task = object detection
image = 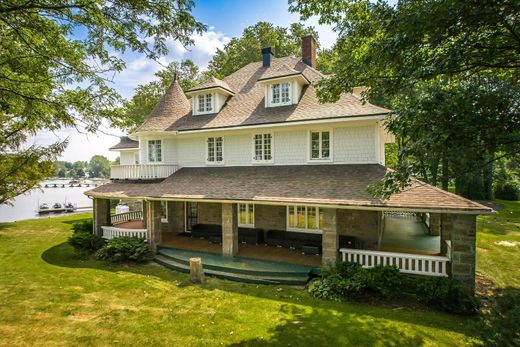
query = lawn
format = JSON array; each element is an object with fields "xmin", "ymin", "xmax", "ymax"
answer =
[{"xmin": 0, "ymin": 202, "xmax": 519, "ymax": 346}]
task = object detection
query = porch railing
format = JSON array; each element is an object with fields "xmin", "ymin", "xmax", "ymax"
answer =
[
  {"xmin": 111, "ymin": 210, "xmax": 143, "ymax": 225},
  {"xmin": 339, "ymin": 248, "xmax": 449, "ymax": 277},
  {"xmin": 110, "ymin": 164, "xmax": 178, "ymax": 180},
  {"xmin": 101, "ymin": 226, "xmax": 147, "ymax": 240}
]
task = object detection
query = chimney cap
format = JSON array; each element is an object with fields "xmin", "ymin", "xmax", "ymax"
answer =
[{"xmin": 261, "ymin": 47, "xmax": 275, "ymax": 67}]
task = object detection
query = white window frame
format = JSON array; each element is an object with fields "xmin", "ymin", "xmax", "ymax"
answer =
[
  {"xmin": 206, "ymin": 136, "xmax": 224, "ymax": 165},
  {"xmin": 160, "ymin": 201, "xmax": 168, "ymax": 223},
  {"xmin": 268, "ymin": 82, "xmax": 291, "ymax": 107},
  {"xmin": 195, "ymin": 93, "xmax": 214, "ymax": 115},
  {"xmin": 237, "ymin": 203, "xmax": 254, "ymax": 228},
  {"xmin": 148, "ymin": 139, "xmax": 162, "ymax": 163},
  {"xmin": 286, "ymin": 205, "xmax": 323, "ymax": 233},
  {"xmin": 252, "ymin": 133, "xmax": 274, "ymax": 163},
  {"xmin": 308, "ymin": 130, "xmax": 333, "ymax": 162}
]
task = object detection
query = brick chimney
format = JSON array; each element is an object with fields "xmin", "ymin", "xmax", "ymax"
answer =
[
  {"xmin": 302, "ymin": 35, "xmax": 316, "ymax": 68},
  {"xmin": 262, "ymin": 47, "xmax": 274, "ymax": 67}
]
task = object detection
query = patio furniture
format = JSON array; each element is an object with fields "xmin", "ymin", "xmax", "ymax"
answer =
[
  {"xmin": 302, "ymin": 244, "xmax": 321, "ymax": 255},
  {"xmin": 238, "ymin": 227, "xmax": 264, "ymax": 244},
  {"xmin": 190, "ymin": 224, "xmax": 222, "ymax": 240},
  {"xmin": 265, "ymin": 230, "xmax": 322, "ymax": 250}
]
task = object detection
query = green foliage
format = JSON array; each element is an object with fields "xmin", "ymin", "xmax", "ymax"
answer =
[
  {"xmin": 68, "ymin": 220, "xmax": 104, "ymax": 256},
  {"xmin": 310, "ymin": 262, "xmax": 479, "ymax": 314},
  {"xmin": 88, "ymin": 155, "xmax": 110, "ymax": 178},
  {"xmin": 494, "ymin": 181, "xmax": 520, "ymax": 201},
  {"xmin": 0, "ymin": 0, "xmax": 205, "ymax": 205},
  {"xmin": 207, "ymin": 22, "xmax": 319, "ymax": 79},
  {"xmin": 96, "ymin": 237, "xmax": 152, "ymax": 263}
]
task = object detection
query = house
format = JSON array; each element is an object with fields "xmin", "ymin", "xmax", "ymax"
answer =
[{"xmin": 85, "ymin": 36, "xmax": 492, "ymax": 290}]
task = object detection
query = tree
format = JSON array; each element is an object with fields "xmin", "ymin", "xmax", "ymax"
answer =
[
  {"xmin": 88, "ymin": 155, "xmax": 110, "ymax": 178},
  {"xmin": 0, "ymin": 0, "xmax": 205, "ymax": 204},
  {"xmin": 207, "ymin": 22, "xmax": 320, "ymax": 79},
  {"xmin": 116, "ymin": 60, "xmax": 202, "ymax": 130},
  {"xmin": 290, "ymin": 0, "xmax": 520, "ymax": 198}
]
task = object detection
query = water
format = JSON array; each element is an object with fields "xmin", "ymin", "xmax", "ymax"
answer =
[{"xmin": 0, "ymin": 179, "xmax": 105, "ymax": 223}]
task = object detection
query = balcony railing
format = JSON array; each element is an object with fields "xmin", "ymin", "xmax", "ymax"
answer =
[
  {"xmin": 111, "ymin": 210, "xmax": 143, "ymax": 225},
  {"xmin": 339, "ymin": 248, "xmax": 450, "ymax": 277},
  {"xmin": 101, "ymin": 226, "xmax": 147, "ymax": 240},
  {"xmin": 110, "ymin": 164, "xmax": 178, "ymax": 180}
]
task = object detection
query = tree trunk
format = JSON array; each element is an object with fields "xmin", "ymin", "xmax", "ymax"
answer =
[{"xmin": 189, "ymin": 257, "xmax": 205, "ymax": 283}]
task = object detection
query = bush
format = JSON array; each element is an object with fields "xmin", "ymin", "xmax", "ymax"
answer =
[
  {"xmin": 96, "ymin": 236, "xmax": 151, "ymax": 263},
  {"xmin": 414, "ymin": 277, "xmax": 481, "ymax": 315},
  {"xmin": 494, "ymin": 181, "xmax": 520, "ymax": 201},
  {"xmin": 68, "ymin": 220, "xmax": 104, "ymax": 256},
  {"xmin": 365, "ymin": 266, "xmax": 407, "ymax": 300}
]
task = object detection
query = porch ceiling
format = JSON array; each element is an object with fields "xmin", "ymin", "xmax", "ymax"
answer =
[{"xmin": 85, "ymin": 164, "xmax": 492, "ymax": 214}]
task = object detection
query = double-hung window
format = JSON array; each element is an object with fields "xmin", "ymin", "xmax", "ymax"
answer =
[
  {"xmin": 253, "ymin": 133, "xmax": 273, "ymax": 162},
  {"xmin": 197, "ymin": 93, "xmax": 213, "ymax": 113},
  {"xmin": 238, "ymin": 203, "xmax": 254, "ymax": 227},
  {"xmin": 287, "ymin": 206, "xmax": 323, "ymax": 232},
  {"xmin": 148, "ymin": 140, "xmax": 162, "ymax": 162},
  {"xmin": 207, "ymin": 137, "xmax": 223, "ymax": 163},
  {"xmin": 271, "ymin": 82, "xmax": 290, "ymax": 105},
  {"xmin": 310, "ymin": 131, "xmax": 331, "ymax": 160}
]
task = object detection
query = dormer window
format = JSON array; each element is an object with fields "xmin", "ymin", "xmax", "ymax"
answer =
[
  {"xmin": 197, "ymin": 93, "xmax": 213, "ymax": 114},
  {"xmin": 271, "ymin": 82, "xmax": 291, "ymax": 105}
]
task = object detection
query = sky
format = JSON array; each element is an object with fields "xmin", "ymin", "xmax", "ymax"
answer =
[{"xmin": 32, "ymin": 0, "xmax": 338, "ymax": 163}]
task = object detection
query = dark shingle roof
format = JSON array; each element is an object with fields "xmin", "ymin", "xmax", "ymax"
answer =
[
  {"xmin": 135, "ymin": 57, "xmax": 390, "ymax": 133},
  {"xmin": 85, "ymin": 165, "xmax": 492, "ymax": 214},
  {"xmin": 109, "ymin": 136, "xmax": 139, "ymax": 150}
]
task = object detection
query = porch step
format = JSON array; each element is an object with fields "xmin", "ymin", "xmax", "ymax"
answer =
[
  {"xmin": 157, "ymin": 247, "xmax": 313, "ymax": 277},
  {"xmin": 154, "ymin": 247, "xmax": 314, "ymax": 285},
  {"xmin": 154, "ymin": 255, "xmax": 309, "ymax": 285}
]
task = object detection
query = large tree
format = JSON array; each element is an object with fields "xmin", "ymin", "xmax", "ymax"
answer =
[
  {"xmin": 290, "ymin": 0, "xmax": 520, "ymax": 198},
  {"xmin": 207, "ymin": 22, "xmax": 320, "ymax": 79},
  {"xmin": 0, "ymin": 0, "xmax": 205, "ymax": 204},
  {"xmin": 88, "ymin": 155, "xmax": 110, "ymax": 178}
]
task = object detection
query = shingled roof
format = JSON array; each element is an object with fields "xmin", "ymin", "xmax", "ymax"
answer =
[
  {"xmin": 109, "ymin": 136, "xmax": 139, "ymax": 150},
  {"xmin": 257, "ymin": 63, "xmax": 309, "ymax": 83},
  {"xmin": 186, "ymin": 77, "xmax": 235, "ymax": 95},
  {"xmin": 85, "ymin": 164, "xmax": 492, "ymax": 214},
  {"xmin": 135, "ymin": 56, "xmax": 390, "ymax": 133}
]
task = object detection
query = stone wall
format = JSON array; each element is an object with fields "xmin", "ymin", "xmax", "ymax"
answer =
[
  {"xmin": 322, "ymin": 208, "xmax": 338, "ymax": 265},
  {"xmin": 337, "ymin": 209, "xmax": 380, "ymax": 249},
  {"xmin": 197, "ymin": 202, "xmax": 222, "ymax": 225},
  {"xmin": 166, "ymin": 201, "xmax": 185, "ymax": 233},
  {"xmin": 254, "ymin": 205, "xmax": 286, "ymax": 230},
  {"xmin": 222, "ymin": 203, "xmax": 238, "ymax": 256}
]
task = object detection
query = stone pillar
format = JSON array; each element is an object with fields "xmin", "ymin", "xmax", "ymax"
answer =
[
  {"xmin": 142, "ymin": 200, "xmax": 148, "ymax": 228},
  {"xmin": 167, "ymin": 201, "xmax": 185, "ymax": 233},
  {"xmin": 221, "ymin": 203, "xmax": 238, "ymax": 257},
  {"xmin": 322, "ymin": 208, "xmax": 338, "ymax": 266},
  {"xmin": 93, "ymin": 198, "xmax": 110, "ymax": 236},
  {"xmin": 146, "ymin": 200, "xmax": 162, "ymax": 253},
  {"xmin": 429, "ymin": 213, "xmax": 441, "ymax": 236},
  {"xmin": 442, "ymin": 214, "xmax": 477, "ymax": 293}
]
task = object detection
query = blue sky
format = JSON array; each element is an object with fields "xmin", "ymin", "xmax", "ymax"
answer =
[{"xmin": 34, "ymin": 0, "xmax": 337, "ymax": 162}]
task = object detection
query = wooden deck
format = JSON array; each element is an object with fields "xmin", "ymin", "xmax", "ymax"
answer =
[{"xmin": 161, "ymin": 233, "xmax": 322, "ymax": 267}]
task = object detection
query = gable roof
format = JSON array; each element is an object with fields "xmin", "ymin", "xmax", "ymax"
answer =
[
  {"xmin": 135, "ymin": 56, "xmax": 390, "ymax": 133},
  {"xmin": 109, "ymin": 136, "xmax": 139, "ymax": 150},
  {"xmin": 186, "ymin": 77, "xmax": 235, "ymax": 95},
  {"xmin": 86, "ymin": 164, "xmax": 492, "ymax": 214},
  {"xmin": 257, "ymin": 63, "xmax": 309, "ymax": 83}
]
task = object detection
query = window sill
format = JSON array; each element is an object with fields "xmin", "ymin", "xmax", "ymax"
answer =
[
  {"xmin": 307, "ymin": 158, "xmax": 332, "ymax": 163},
  {"xmin": 205, "ymin": 161, "xmax": 225, "ymax": 166},
  {"xmin": 252, "ymin": 160, "xmax": 274, "ymax": 165},
  {"xmin": 286, "ymin": 227, "xmax": 323, "ymax": 234},
  {"xmin": 238, "ymin": 224, "xmax": 255, "ymax": 228}
]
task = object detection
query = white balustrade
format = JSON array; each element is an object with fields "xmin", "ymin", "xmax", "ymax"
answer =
[
  {"xmin": 111, "ymin": 210, "xmax": 143, "ymax": 225},
  {"xmin": 101, "ymin": 226, "xmax": 147, "ymax": 240},
  {"xmin": 110, "ymin": 164, "xmax": 178, "ymax": 180},
  {"xmin": 339, "ymin": 248, "xmax": 450, "ymax": 277}
]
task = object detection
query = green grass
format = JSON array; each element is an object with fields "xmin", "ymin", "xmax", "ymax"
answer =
[{"xmin": 0, "ymin": 202, "xmax": 519, "ymax": 346}]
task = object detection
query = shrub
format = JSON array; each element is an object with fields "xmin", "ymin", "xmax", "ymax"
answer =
[
  {"xmin": 68, "ymin": 220, "xmax": 104, "ymax": 256},
  {"xmin": 494, "ymin": 181, "xmax": 520, "ymax": 201},
  {"xmin": 414, "ymin": 277, "xmax": 481, "ymax": 315},
  {"xmin": 96, "ymin": 236, "xmax": 151, "ymax": 263},
  {"xmin": 365, "ymin": 266, "xmax": 407, "ymax": 300}
]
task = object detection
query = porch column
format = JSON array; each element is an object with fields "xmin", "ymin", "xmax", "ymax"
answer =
[
  {"xmin": 442, "ymin": 213, "xmax": 477, "ymax": 293},
  {"xmin": 221, "ymin": 203, "xmax": 238, "ymax": 256},
  {"xmin": 429, "ymin": 213, "xmax": 441, "ymax": 236},
  {"xmin": 93, "ymin": 198, "xmax": 110, "ymax": 236},
  {"xmin": 167, "ymin": 201, "xmax": 185, "ymax": 233},
  {"xmin": 146, "ymin": 200, "xmax": 162, "ymax": 253},
  {"xmin": 142, "ymin": 200, "xmax": 148, "ymax": 228},
  {"xmin": 322, "ymin": 208, "xmax": 338, "ymax": 266}
]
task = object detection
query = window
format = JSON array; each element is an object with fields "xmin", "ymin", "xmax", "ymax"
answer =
[
  {"xmin": 148, "ymin": 140, "xmax": 162, "ymax": 162},
  {"xmin": 238, "ymin": 203, "xmax": 254, "ymax": 227},
  {"xmin": 207, "ymin": 137, "xmax": 223, "ymax": 163},
  {"xmin": 287, "ymin": 206, "xmax": 323, "ymax": 232},
  {"xmin": 197, "ymin": 93, "xmax": 213, "ymax": 113},
  {"xmin": 160, "ymin": 201, "xmax": 168, "ymax": 223},
  {"xmin": 310, "ymin": 131, "xmax": 331, "ymax": 160},
  {"xmin": 253, "ymin": 133, "xmax": 272, "ymax": 162},
  {"xmin": 271, "ymin": 82, "xmax": 290, "ymax": 105}
]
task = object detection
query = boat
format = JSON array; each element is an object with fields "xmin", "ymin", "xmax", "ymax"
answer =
[
  {"xmin": 53, "ymin": 202, "xmax": 62, "ymax": 209},
  {"xmin": 39, "ymin": 203, "xmax": 49, "ymax": 210},
  {"xmin": 64, "ymin": 202, "xmax": 76, "ymax": 212}
]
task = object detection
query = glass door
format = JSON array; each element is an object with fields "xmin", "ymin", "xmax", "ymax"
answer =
[{"xmin": 186, "ymin": 202, "xmax": 198, "ymax": 232}]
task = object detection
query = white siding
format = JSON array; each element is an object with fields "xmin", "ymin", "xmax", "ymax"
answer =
[
  {"xmin": 334, "ymin": 126, "xmax": 376, "ymax": 164},
  {"xmin": 274, "ymin": 129, "xmax": 307, "ymax": 164},
  {"xmin": 176, "ymin": 136, "xmax": 206, "ymax": 166},
  {"xmin": 119, "ymin": 151, "xmax": 137, "ymax": 165},
  {"xmin": 224, "ymin": 134, "xmax": 250, "ymax": 166}
]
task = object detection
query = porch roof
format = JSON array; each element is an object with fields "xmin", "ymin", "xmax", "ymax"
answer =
[{"xmin": 85, "ymin": 164, "xmax": 492, "ymax": 214}]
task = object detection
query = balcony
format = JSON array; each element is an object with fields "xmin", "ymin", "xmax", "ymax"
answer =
[{"xmin": 110, "ymin": 164, "xmax": 178, "ymax": 180}]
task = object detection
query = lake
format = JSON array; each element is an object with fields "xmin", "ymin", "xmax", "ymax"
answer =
[{"xmin": 0, "ymin": 179, "xmax": 106, "ymax": 223}]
